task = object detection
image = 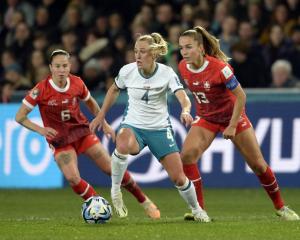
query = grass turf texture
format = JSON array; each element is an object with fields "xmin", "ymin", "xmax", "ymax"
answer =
[{"xmin": 0, "ymin": 188, "xmax": 299, "ymax": 240}]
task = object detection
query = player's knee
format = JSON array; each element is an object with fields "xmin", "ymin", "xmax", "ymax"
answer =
[
  {"xmin": 181, "ymin": 148, "xmax": 200, "ymax": 164},
  {"xmin": 170, "ymin": 173, "xmax": 186, "ymax": 186},
  {"xmin": 249, "ymin": 159, "xmax": 268, "ymax": 174}
]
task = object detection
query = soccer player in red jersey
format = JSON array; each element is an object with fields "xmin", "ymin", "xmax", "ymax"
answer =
[
  {"xmin": 178, "ymin": 26, "xmax": 299, "ymax": 221},
  {"xmin": 15, "ymin": 49, "xmax": 160, "ymax": 219}
]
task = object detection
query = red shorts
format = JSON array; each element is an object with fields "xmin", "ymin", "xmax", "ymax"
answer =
[
  {"xmin": 192, "ymin": 113, "xmax": 252, "ymax": 134},
  {"xmin": 51, "ymin": 134, "xmax": 100, "ymax": 157}
]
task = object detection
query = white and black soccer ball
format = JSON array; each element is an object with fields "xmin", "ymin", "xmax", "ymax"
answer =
[{"xmin": 81, "ymin": 196, "xmax": 112, "ymax": 224}]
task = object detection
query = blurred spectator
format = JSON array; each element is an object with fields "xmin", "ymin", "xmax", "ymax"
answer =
[
  {"xmin": 219, "ymin": 15, "xmax": 238, "ymax": 57},
  {"xmin": 152, "ymin": 3, "xmax": 176, "ymax": 37},
  {"xmin": 3, "ymin": 63, "xmax": 31, "ymax": 91},
  {"xmin": 26, "ymin": 50, "xmax": 49, "ymax": 85},
  {"xmin": 270, "ymin": 59, "xmax": 300, "ymax": 88},
  {"xmin": 165, "ymin": 24, "xmax": 183, "ymax": 72},
  {"xmin": 4, "ymin": 9, "xmax": 25, "ymax": 47},
  {"xmin": 41, "ymin": 0, "xmax": 67, "ymax": 25},
  {"xmin": 286, "ymin": 0, "xmax": 300, "ymax": 19},
  {"xmin": 59, "ymin": 0, "xmax": 95, "ymax": 27},
  {"xmin": 69, "ymin": 54, "xmax": 82, "ymax": 75},
  {"xmin": 59, "ymin": 4, "xmax": 85, "ymax": 42},
  {"xmin": 262, "ymin": 25, "xmax": 292, "ymax": 70},
  {"xmin": 108, "ymin": 12, "xmax": 129, "ymax": 40},
  {"xmin": 288, "ymin": 25, "xmax": 300, "ymax": 79},
  {"xmin": 210, "ymin": 1, "xmax": 228, "ymax": 36},
  {"xmin": 0, "ymin": 50, "xmax": 17, "ymax": 79},
  {"xmin": 94, "ymin": 14, "xmax": 109, "ymax": 38},
  {"xmin": 180, "ymin": 3, "xmax": 194, "ymax": 29},
  {"xmin": 230, "ymin": 42, "xmax": 268, "ymax": 88},
  {"xmin": 33, "ymin": 6, "xmax": 56, "ymax": 42},
  {"xmin": 79, "ymin": 30, "xmax": 108, "ymax": 62},
  {"xmin": 4, "ymin": 0, "xmax": 35, "ymax": 28},
  {"xmin": 0, "ymin": 82, "xmax": 14, "ymax": 102},
  {"xmin": 132, "ymin": 4, "xmax": 154, "ymax": 32},
  {"xmin": 82, "ymin": 58, "xmax": 102, "ymax": 90},
  {"xmin": 9, "ymin": 21, "xmax": 33, "ymax": 70},
  {"xmin": 247, "ymin": 1, "xmax": 266, "ymax": 38}
]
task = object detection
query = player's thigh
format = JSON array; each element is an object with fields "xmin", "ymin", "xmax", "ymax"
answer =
[
  {"xmin": 55, "ymin": 149, "xmax": 80, "ymax": 183},
  {"xmin": 181, "ymin": 126, "xmax": 216, "ymax": 163},
  {"xmin": 160, "ymin": 152, "xmax": 186, "ymax": 185},
  {"xmin": 117, "ymin": 127, "xmax": 140, "ymax": 154},
  {"xmin": 232, "ymin": 127, "xmax": 267, "ymax": 172},
  {"xmin": 84, "ymin": 142, "xmax": 111, "ymax": 175}
]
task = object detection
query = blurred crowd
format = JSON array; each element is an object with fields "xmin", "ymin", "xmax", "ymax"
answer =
[{"xmin": 1, "ymin": 0, "xmax": 300, "ymax": 102}]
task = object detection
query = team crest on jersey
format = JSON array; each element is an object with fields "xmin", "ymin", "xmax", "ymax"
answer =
[
  {"xmin": 204, "ymin": 81, "xmax": 210, "ymax": 91},
  {"xmin": 30, "ymin": 88, "xmax": 40, "ymax": 99}
]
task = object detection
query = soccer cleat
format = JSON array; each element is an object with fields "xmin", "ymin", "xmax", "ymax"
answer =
[
  {"xmin": 276, "ymin": 206, "xmax": 300, "ymax": 221},
  {"xmin": 111, "ymin": 191, "xmax": 128, "ymax": 218},
  {"xmin": 191, "ymin": 209, "xmax": 211, "ymax": 222},
  {"xmin": 184, "ymin": 212, "xmax": 195, "ymax": 221},
  {"xmin": 140, "ymin": 197, "xmax": 160, "ymax": 219}
]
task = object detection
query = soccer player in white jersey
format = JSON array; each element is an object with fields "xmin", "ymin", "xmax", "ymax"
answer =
[{"xmin": 90, "ymin": 33, "xmax": 211, "ymax": 222}]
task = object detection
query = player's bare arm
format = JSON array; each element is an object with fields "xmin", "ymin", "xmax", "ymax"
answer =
[
  {"xmin": 89, "ymin": 83, "xmax": 120, "ymax": 133},
  {"xmin": 175, "ymin": 89, "xmax": 193, "ymax": 127},
  {"xmin": 15, "ymin": 104, "xmax": 57, "ymax": 140},
  {"xmin": 223, "ymin": 85, "xmax": 246, "ymax": 139}
]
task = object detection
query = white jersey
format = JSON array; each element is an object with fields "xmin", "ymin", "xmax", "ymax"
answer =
[{"xmin": 115, "ymin": 62, "xmax": 183, "ymax": 130}]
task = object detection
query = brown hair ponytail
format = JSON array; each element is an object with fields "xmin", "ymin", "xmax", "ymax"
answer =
[{"xmin": 181, "ymin": 26, "xmax": 230, "ymax": 63}]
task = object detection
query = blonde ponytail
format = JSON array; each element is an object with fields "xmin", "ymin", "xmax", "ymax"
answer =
[{"xmin": 137, "ymin": 32, "xmax": 168, "ymax": 58}]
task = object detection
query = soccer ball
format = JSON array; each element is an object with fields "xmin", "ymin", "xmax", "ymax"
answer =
[{"xmin": 81, "ymin": 196, "xmax": 112, "ymax": 224}]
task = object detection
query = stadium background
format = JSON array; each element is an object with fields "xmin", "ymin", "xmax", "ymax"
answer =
[{"xmin": 0, "ymin": 0, "xmax": 300, "ymax": 189}]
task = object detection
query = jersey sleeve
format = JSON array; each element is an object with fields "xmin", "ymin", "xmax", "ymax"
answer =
[
  {"xmin": 78, "ymin": 78, "xmax": 91, "ymax": 101},
  {"xmin": 168, "ymin": 68, "xmax": 184, "ymax": 93},
  {"xmin": 219, "ymin": 64, "xmax": 239, "ymax": 90},
  {"xmin": 114, "ymin": 67, "xmax": 126, "ymax": 89},
  {"xmin": 22, "ymin": 83, "xmax": 42, "ymax": 109}
]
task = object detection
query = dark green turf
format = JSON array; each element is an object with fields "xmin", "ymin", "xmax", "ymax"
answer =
[{"xmin": 0, "ymin": 188, "xmax": 299, "ymax": 240}]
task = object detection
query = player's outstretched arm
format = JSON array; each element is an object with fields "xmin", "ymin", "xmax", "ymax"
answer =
[
  {"xmin": 175, "ymin": 89, "xmax": 193, "ymax": 127},
  {"xmin": 89, "ymin": 83, "xmax": 120, "ymax": 133}
]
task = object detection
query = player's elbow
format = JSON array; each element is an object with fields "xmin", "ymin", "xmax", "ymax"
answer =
[{"xmin": 15, "ymin": 111, "xmax": 24, "ymax": 124}]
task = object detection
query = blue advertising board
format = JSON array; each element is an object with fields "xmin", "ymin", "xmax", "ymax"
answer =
[
  {"xmin": 0, "ymin": 104, "xmax": 62, "ymax": 188},
  {"xmin": 1, "ymin": 98, "xmax": 299, "ymax": 188},
  {"xmin": 78, "ymin": 100, "xmax": 300, "ymax": 188}
]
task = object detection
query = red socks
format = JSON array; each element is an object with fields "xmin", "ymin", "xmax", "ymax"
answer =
[
  {"xmin": 71, "ymin": 179, "xmax": 97, "ymax": 200},
  {"xmin": 183, "ymin": 163, "xmax": 204, "ymax": 209},
  {"xmin": 257, "ymin": 166, "xmax": 284, "ymax": 210},
  {"xmin": 121, "ymin": 170, "xmax": 146, "ymax": 203}
]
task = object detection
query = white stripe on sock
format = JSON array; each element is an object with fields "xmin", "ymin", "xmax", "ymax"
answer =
[{"xmin": 80, "ymin": 184, "xmax": 90, "ymax": 197}]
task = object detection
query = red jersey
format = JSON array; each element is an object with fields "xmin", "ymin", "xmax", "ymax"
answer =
[
  {"xmin": 179, "ymin": 55, "xmax": 244, "ymax": 124},
  {"xmin": 23, "ymin": 74, "xmax": 92, "ymax": 148}
]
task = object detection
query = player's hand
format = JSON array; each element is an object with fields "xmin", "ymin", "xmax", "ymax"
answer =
[
  {"xmin": 40, "ymin": 127, "xmax": 57, "ymax": 140},
  {"xmin": 90, "ymin": 114, "xmax": 105, "ymax": 133},
  {"xmin": 180, "ymin": 112, "xmax": 193, "ymax": 127},
  {"xmin": 103, "ymin": 121, "xmax": 116, "ymax": 143},
  {"xmin": 223, "ymin": 125, "xmax": 236, "ymax": 140}
]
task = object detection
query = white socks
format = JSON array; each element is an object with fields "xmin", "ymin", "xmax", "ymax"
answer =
[
  {"xmin": 176, "ymin": 177, "xmax": 203, "ymax": 212},
  {"xmin": 111, "ymin": 149, "xmax": 128, "ymax": 195}
]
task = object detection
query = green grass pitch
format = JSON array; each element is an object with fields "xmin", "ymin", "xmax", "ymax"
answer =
[{"xmin": 0, "ymin": 188, "xmax": 299, "ymax": 240}]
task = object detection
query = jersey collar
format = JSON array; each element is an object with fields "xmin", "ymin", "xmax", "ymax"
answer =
[
  {"xmin": 49, "ymin": 77, "xmax": 70, "ymax": 92},
  {"xmin": 187, "ymin": 60, "xmax": 209, "ymax": 73}
]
